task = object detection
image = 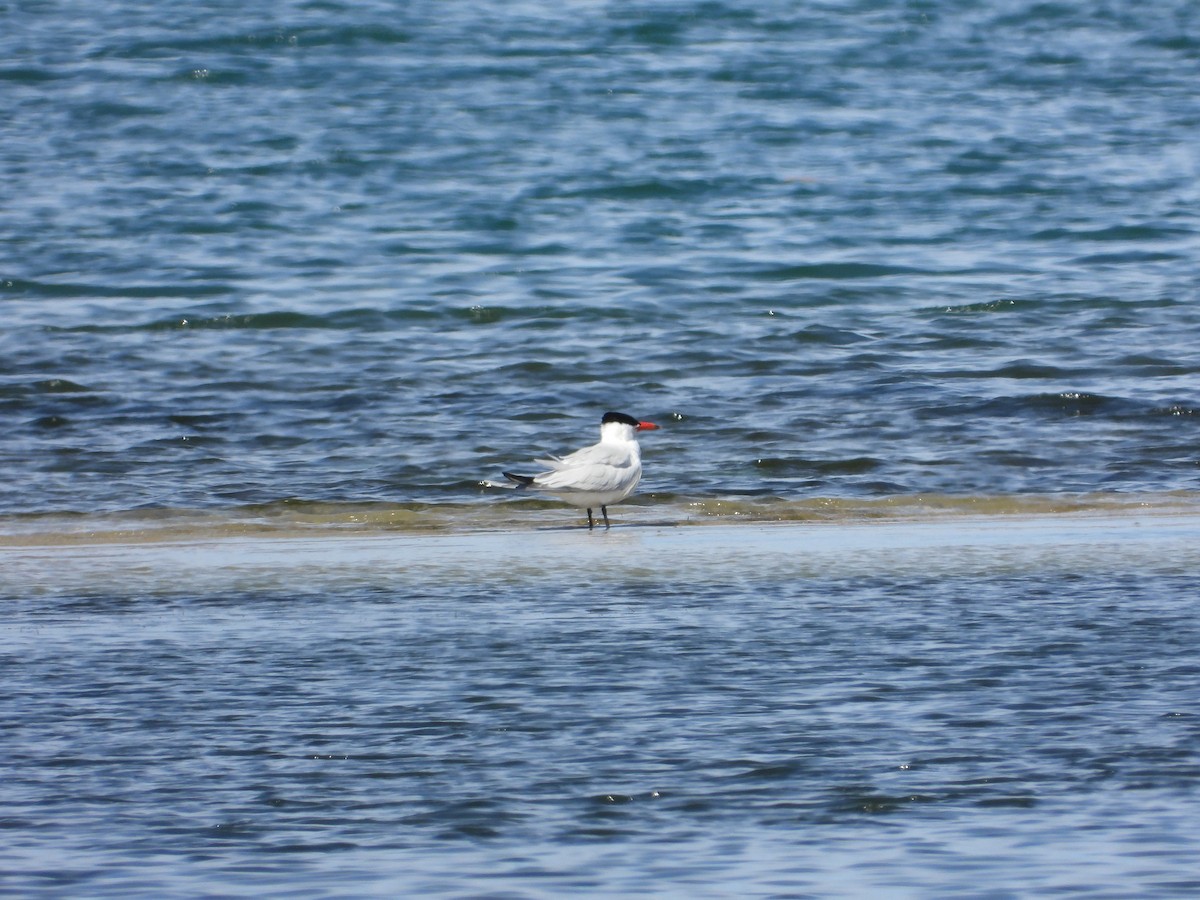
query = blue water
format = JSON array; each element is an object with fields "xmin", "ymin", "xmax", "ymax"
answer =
[
  {"xmin": 2, "ymin": 0, "xmax": 1199, "ymax": 526},
  {"xmin": 4, "ymin": 519, "xmax": 1200, "ymax": 897},
  {"xmin": 3, "ymin": 0, "xmax": 1200, "ymax": 895}
]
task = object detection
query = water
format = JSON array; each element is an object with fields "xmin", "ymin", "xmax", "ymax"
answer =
[
  {"xmin": 2, "ymin": 0, "xmax": 1199, "ymax": 528},
  {"xmin": 3, "ymin": 0, "xmax": 1200, "ymax": 894},
  {"xmin": 4, "ymin": 518, "xmax": 1200, "ymax": 896}
]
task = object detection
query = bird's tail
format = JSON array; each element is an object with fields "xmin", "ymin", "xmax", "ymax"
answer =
[{"xmin": 502, "ymin": 471, "xmax": 535, "ymax": 489}]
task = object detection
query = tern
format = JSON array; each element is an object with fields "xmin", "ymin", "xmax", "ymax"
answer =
[{"xmin": 493, "ymin": 410, "xmax": 660, "ymax": 529}]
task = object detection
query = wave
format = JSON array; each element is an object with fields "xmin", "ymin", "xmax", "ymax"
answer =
[
  {"xmin": 38, "ymin": 303, "xmax": 678, "ymax": 335},
  {"xmin": 44, "ymin": 307, "xmax": 444, "ymax": 334},
  {"xmin": 751, "ymin": 262, "xmax": 932, "ymax": 281},
  {"xmin": 4, "ymin": 278, "xmax": 233, "ymax": 300},
  {"xmin": 920, "ymin": 392, "xmax": 1198, "ymax": 421},
  {"xmin": 1032, "ymin": 224, "xmax": 1194, "ymax": 242}
]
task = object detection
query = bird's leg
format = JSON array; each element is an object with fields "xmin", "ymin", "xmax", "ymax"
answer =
[
  {"xmin": 601, "ymin": 505, "xmax": 610, "ymax": 529},
  {"xmin": 586, "ymin": 508, "xmax": 594, "ymax": 529}
]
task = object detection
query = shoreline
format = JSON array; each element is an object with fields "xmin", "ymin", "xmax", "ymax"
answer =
[
  {"xmin": 4, "ymin": 509, "xmax": 1198, "ymax": 597},
  {"xmin": 2, "ymin": 489, "xmax": 1200, "ymax": 549}
]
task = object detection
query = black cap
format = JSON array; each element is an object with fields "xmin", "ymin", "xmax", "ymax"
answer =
[{"xmin": 601, "ymin": 411, "xmax": 640, "ymax": 427}]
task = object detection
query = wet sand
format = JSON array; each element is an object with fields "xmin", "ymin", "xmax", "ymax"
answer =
[{"xmin": 4, "ymin": 511, "xmax": 1198, "ymax": 599}]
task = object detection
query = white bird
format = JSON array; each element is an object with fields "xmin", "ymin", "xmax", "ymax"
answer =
[{"xmin": 495, "ymin": 410, "xmax": 660, "ymax": 529}]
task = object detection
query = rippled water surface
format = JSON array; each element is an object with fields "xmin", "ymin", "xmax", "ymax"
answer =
[
  {"xmin": 3, "ymin": 0, "xmax": 1199, "ymax": 526},
  {"xmin": 3, "ymin": 0, "xmax": 1200, "ymax": 895},
  {"xmin": 5, "ymin": 518, "xmax": 1200, "ymax": 897}
]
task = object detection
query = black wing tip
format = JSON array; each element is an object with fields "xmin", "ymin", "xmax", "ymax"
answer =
[{"xmin": 503, "ymin": 471, "xmax": 535, "ymax": 487}]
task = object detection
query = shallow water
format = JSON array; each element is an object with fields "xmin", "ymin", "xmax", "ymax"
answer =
[
  {"xmin": 4, "ymin": 0, "xmax": 1200, "ymax": 895},
  {"xmin": 4, "ymin": 516, "xmax": 1200, "ymax": 897}
]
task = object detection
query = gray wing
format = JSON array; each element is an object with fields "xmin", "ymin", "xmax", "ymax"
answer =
[{"xmin": 531, "ymin": 443, "xmax": 638, "ymax": 494}]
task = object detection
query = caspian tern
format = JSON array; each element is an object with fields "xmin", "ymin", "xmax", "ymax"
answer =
[{"xmin": 496, "ymin": 410, "xmax": 660, "ymax": 529}]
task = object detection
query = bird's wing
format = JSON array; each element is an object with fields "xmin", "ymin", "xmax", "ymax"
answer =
[
  {"xmin": 550, "ymin": 441, "xmax": 626, "ymax": 469},
  {"xmin": 532, "ymin": 444, "xmax": 637, "ymax": 494}
]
